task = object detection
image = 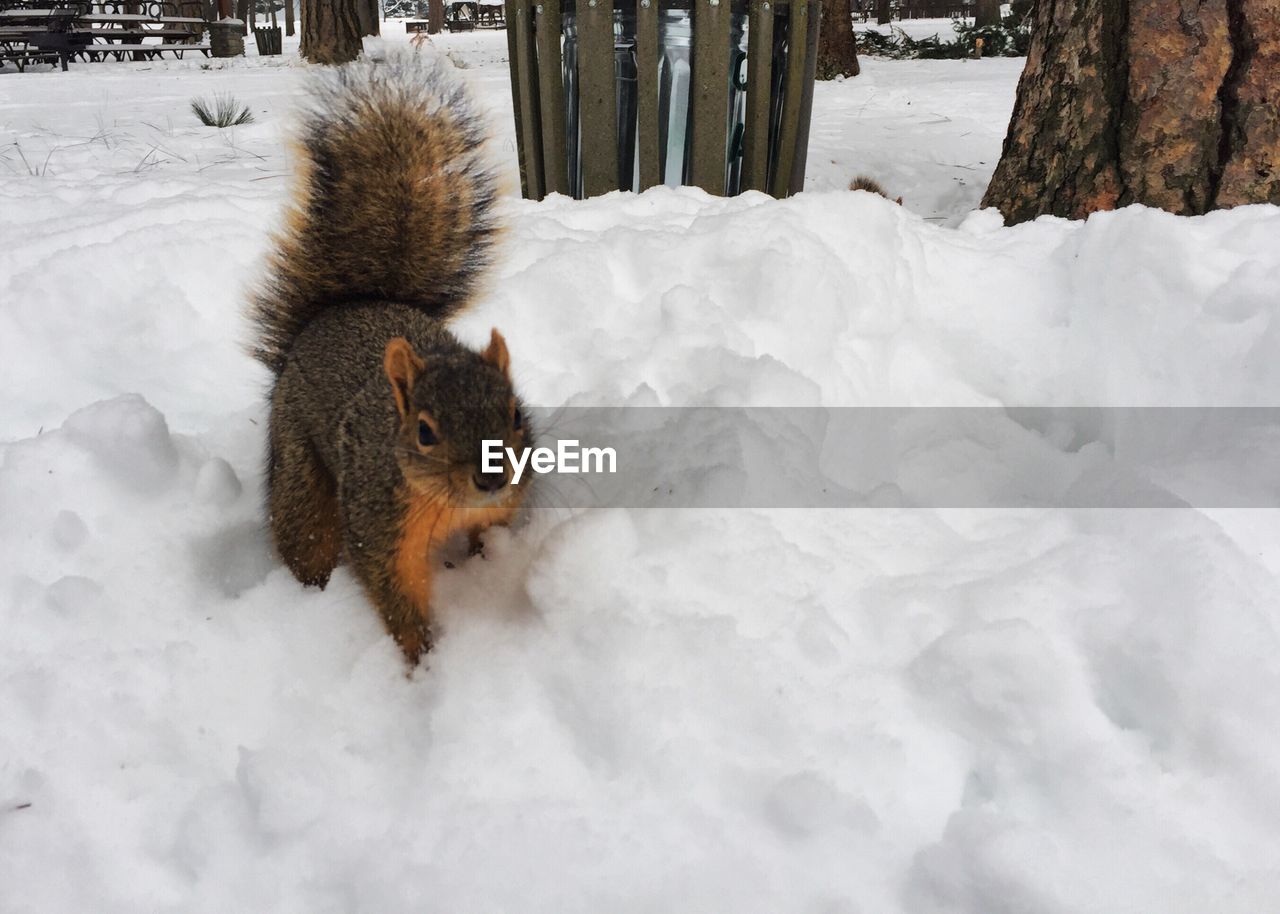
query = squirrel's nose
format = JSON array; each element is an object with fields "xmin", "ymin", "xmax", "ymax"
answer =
[{"xmin": 472, "ymin": 470, "xmax": 507, "ymax": 493}]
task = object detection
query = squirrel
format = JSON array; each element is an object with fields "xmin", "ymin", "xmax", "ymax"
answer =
[
  {"xmin": 249, "ymin": 52, "xmax": 531, "ymax": 665},
  {"xmin": 849, "ymin": 174, "xmax": 904, "ymax": 205}
]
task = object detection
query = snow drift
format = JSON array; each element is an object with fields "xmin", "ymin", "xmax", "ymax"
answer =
[{"xmin": 3, "ymin": 31, "xmax": 1280, "ymax": 914}]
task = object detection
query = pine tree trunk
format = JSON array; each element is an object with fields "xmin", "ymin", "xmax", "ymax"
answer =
[
  {"xmin": 355, "ymin": 0, "xmax": 378, "ymax": 35},
  {"xmin": 817, "ymin": 0, "xmax": 860, "ymax": 78},
  {"xmin": 285, "ymin": 0, "xmax": 294, "ymax": 36},
  {"xmin": 301, "ymin": 0, "xmax": 364, "ymax": 63},
  {"xmin": 974, "ymin": 0, "xmax": 1000, "ymax": 26},
  {"xmin": 177, "ymin": 0, "xmax": 203, "ymax": 39},
  {"xmin": 875, "ymin": 0, "xmax": 890, "ymax": 25},
  {"xmin": 356, "ymin": 0, "xmax": 379, "ymax": 36},
  {"xmin": 984, "ymin": 0, "xmax": 1280, "ymax": 224}
]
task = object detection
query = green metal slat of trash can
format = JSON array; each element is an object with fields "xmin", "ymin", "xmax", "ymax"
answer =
[
  {"xmin": 504, "ymin": 0, "xmax": 528, "ymax": 197},
  {"xmin": 505, "ymin": 0, "xmax": 541, "ymax": 199},
  {"xmin": 770, "ymin": 0, "xmax": 809, "ymax": 198},
  {"xmin": 513, "ymin": 1, "xmax": 546, "ymax": 199},
  {"xmin": 535, "ymin": 0, "xmax": 569, "ymax": 195},
  {"xmin": 742, "ymin": 0, "xmax": 775, "ymax": 193},
  {"xmin": 577, "ymin": 0, "xmax": 618, "ymax": 196},
  {"xmin": 636, "ymin": 0, "xmax": 661, "ymax": 190},
  {"xmin": 688, "ymin": 0, "xmax": 732, "ymax": 195},
  {"xmin": 789, "ymin": 0, "xmax": 820, "ymax": 195}
]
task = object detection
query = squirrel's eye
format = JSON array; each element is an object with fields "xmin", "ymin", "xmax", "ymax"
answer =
[
  {"xmin": 513, "ymin": 407, "xmax": 523, "ymax": 431},
  {"xmin": 417, "ymin": 419, "xmax": 438, "ymax": 447}
]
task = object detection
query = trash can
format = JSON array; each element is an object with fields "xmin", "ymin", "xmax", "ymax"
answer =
[
  {"xmin": 505, "ymin": 0, "xmax": 819, "ymax": 200},
  {"xmin": 254, "ymin": 25, "xmax": 282, "ymax": 55},
  {"xmin": 209, "ymin": 18, "xmax": 246, "ymax": 57}
]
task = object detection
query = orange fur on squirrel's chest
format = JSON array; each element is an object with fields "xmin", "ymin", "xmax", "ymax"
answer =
[{"xmin": 391, "ymin": 492, "xmax": 519, "ymax": 614}]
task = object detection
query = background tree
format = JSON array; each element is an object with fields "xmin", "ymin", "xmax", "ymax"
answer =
[
  {"xmin": 285, "ymin": 0, "xmax": 294, "ymax": 36},
  {"xmin": 817, "ymin": 0, "xmax": 861, "ymax": 78},
  {"xmin": 177, "ymin": 0, "xmax": 204, "ymax": 39},
  {"xmin": 876, "ymin": 0, "xmax": 890, "ymax": 25},
  {"xmin": 301, "ymin": 0, "xmax": 364, "ymax": 63},
  {"xmin": 984, "ymin": 0, "xmax": 1280, "ymax": 224},
  {"xmin": 356, "ymin": 0, "xmax": 380, "ymax": 36},
  {"xmin": 974, "ymin": 0, "xmax": 1000, "ymax": 27}
]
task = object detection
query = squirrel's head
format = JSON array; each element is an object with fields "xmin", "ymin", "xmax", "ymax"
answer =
[{"xmin": 384, "ymin": 331, "xmax": 531, "ymax": 509}]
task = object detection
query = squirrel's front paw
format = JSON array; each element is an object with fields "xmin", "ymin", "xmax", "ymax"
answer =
[{"xmin": 394, "ymin": 622, "xmax": 432, "ymax": 666}]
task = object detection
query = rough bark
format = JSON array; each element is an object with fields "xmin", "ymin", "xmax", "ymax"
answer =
[
  {"xmin": 984, "ymin": 0, "xmax": 1280, "ymax": 224},
  {"xmin": 975, "ymin": 0, "xmax": 1001, "ymax": 26},
  {"xmin": 301, "ymin": 0, "xmax": 364, "ymax": 64},
  {"xmin": 1216, "ymin": 0, "xmax": 1280, "ymax": 206},
  {"xmin": 817, "ymin": 0, "xmax": 861, "ymax": 78}
]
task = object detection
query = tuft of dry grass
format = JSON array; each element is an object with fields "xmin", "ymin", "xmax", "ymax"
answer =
[{"xmin": 190, "ymin": 94, "xmax": 254, "ymax": 128}]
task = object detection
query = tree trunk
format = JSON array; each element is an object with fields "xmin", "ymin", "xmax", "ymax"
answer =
[
  {"xmin": 817, "ymin": 0, "xmax": 860, "ymax": 78},
  {"xmin": 177, "ymin": 0, "xmax": 203, "ymax": 39},
  {"xmin": 285, "ymin": 0, "xmax": 294, "ymax": 36},
  {"xmin": 356, "ymin": 0, "xmax": 379, "ymax": 35},
  {"xmin": 234, "ymin": 0, "xmax": 249, "ymax": 32},
  {"xmin": 301, "ymin": 0, "xmax": 364, "ymax": 63},
  {"xmin": 875, "ymin": 0, "xmax": 890, "ymax": 25},
  {"xmin": 984, "ymin": 0, "xmax": 1280, "ymax": 224},
  {"xmin": 974, "ymin": 0, "xmax": 1000, "ymax": 26}
]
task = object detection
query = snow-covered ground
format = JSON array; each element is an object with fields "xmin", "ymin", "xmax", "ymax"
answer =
[{"xmin": 4, "ymin": 25, "xmax": 1280, "ymax": 914}]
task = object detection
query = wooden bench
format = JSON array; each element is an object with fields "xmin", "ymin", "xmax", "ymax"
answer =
[
  {"xmin": 0, "ymin": 3, "xmax": 92, "ymax": 71},
  {"xmin": 78, "ymin": 39, "xmax": 209, "ymax": 59}
]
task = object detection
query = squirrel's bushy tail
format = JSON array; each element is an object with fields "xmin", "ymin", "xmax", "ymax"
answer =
[{"xmin": 251, "ymin": 51, "xmax": 496, "ymax": 374}]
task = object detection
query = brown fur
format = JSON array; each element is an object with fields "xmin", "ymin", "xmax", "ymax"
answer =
[
  {"xmin": 253, "ymin": 53, "xmax": 529, "ymax": 665},
  {"xmin": 849, "ymin": 174, "xmax": 904, "ymax": 205},
  {"xmin": 250, "ymin": 52, "xmax": 497, "ymax": 376}
]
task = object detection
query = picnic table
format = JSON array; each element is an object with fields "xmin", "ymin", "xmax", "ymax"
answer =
[
  {"xmin": 446, "ymin": 0, "xmax": 504, "ymax": 32},
  {"xmin": 0, "ymin": 3, "xmax": 91, "ymax": 71},
  {"xmin": 74, "ymin": 0, "xmax": 207, "ymax": 62},
  {"xmin": 0, "ymin": 0, "xmax": 208, "ymax": 70}
]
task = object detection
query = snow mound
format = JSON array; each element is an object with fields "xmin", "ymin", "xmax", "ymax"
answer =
[{"xmin": 4, "ymin": 34, "xmax": 1280, "ymax": 913}]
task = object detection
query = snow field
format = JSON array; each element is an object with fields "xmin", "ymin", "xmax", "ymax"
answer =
[{"xmin": 3, "ymin": 27, "xmax": 1280, "ymax": 914}]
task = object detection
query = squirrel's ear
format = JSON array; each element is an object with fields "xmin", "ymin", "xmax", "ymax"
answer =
[
  {"xmin": 481, "ymin": 328, "xmax": 511, "ymax": 379},
  {"xmin": 384, "ymin": 337, "xmax": 425, "ymax": 418}
]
